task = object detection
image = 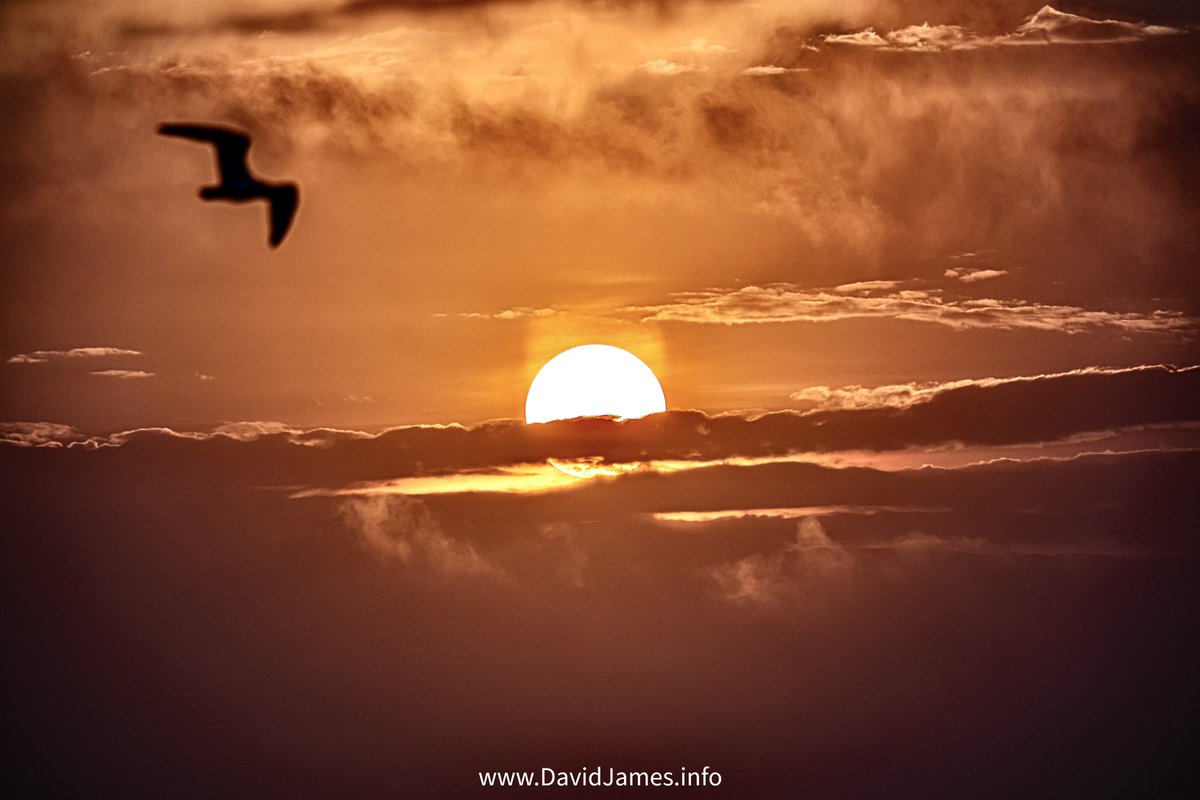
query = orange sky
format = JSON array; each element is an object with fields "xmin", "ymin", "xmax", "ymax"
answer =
[
  {"xmin": 4, "ymin": 4, "xmax": 1200, "ymax": 798},
  {"xmin": 1, "ymin": 0, "xmax": 1197, "ymax": 430}
]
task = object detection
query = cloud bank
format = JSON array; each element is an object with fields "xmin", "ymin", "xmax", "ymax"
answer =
[{"xmin": 5, "ymin": 365, "xmax": 1195, "ymax": 489}]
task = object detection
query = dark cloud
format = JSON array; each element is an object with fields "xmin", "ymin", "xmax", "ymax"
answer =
[
  {"xmin": 119, "ymin": 0, "xmax": 738, "ymax": 39},
  {"xmin": 114, "ymin": 2, "xmax": 1200, "ymax": 42},
  {"xmin": 118, "ymin": 1, "xmax": 497, "ymax": 38},
  {"xmin": 3, "ymin": 418, "xmax": 1198, "ymax": 798}
]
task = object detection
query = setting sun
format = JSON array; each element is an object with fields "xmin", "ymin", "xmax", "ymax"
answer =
[
  {"xmin": 4, "ymin": 1, "xmax": 1197, "ymax": 796},
  {"xmin": 525, "ymin": 344, "xmax": 666, "ymax": 424}
]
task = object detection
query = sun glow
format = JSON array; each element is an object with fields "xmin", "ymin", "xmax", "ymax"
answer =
[{"xmin": 525, "ymin": 344, "xmax": 667, "ymax": 424}]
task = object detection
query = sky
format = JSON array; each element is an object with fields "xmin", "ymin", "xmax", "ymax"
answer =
[{"xmin": 2, "ymin": 1, "xmax": 1199, "ymax": 798}]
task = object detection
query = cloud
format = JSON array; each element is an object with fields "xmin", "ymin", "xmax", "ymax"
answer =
[
  {"xmin": 822, "ymin": 22, "xmax": 981, "ymax": 52},
  {"xmin": 1012, "ymin": 5, "xmax": 1182, "ymax": 44},
  {"xmin": 944, "ymin": 268, "xmax": 1008, "ymax": 283},
  {"xmin": 436, "ymin": 306, "xmax": 561, "ymax": 320},
  {"xmin": 710, "ymin": 516, "xmax": 854, "ymax": 608},
  {"xmin": 639, "ymin": 59, "xmax": 700, "ymax": 76},
  {"xmin": 119, "ymin": 0, "xmax": 762, "ymax": 40},
  {"xmin": 674, "ymin": 38, "xmax": 734, "ymax": 55},
  {"xmin": 119, "ymin": 0, "xmax": 521, "ymax": 38},
  {"xmin": 832, "ymin": 279, "xmax": 903, "ymax": 292},
  {"xmin": 337, "ymin": 494, "xmax": 495, "ymax": 573},
  {"xmin": 629, "ymin": 282, "xmax": 1195, "ymax": 334},
  {"xmin": 789, "ymin": 365, "xmax": 1182, "ymax": 412},
  {"xmin": 1, "ymin": 3, "xmax": 1197, "ymax": 793},
  {"xmin": 0, "ymin": 421, "xmax": 82, "ymax": 447},
  {"xmin": 89, "ymin": 369, "xmax": 154, "ymax": 379},
  {"xmin": 5, "ymin": 430, "xmax": 1197, "ymax": 797},
  {"xmin": 7, "ymin": 365, "xmax": 1195, "ymax": 490},
  {"xmin": 7, "ymin": 346, "xmax": 142, "ymax": 364},
  {"xmin": 740, "ymin": 65, "xmax": 806, "ymax": 76},
  {"xmin": 207, "ymin": 420, "xmax": 375, "ymax": 446},
  {"xmin": 10, "ymin": 1, "xmax": 1197, "ymax": 307},
  {"xmin": 444, "ymin": 274, "xmax": 1190, "ymax": 334},
  {"xmin": 824, "ymin": 6, "xmax": 1182, "ymax": 51}
]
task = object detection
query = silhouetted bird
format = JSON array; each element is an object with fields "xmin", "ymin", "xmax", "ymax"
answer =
[{"xmin": 158, "ymin": 123, "xmax": 299, "ymax": 248}]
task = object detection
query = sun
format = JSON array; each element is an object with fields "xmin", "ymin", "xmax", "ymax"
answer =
[{"xmin": 525, "ymin": 344, "xmax": 666, "ymax": 424}]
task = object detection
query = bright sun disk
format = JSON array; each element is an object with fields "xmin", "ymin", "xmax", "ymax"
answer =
[{"xmin": 525, "ymin": 344, "xmax": 666, "ymax": 424}]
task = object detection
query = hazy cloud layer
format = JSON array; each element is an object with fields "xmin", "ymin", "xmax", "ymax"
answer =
[
  {"xmin": 6, "ymin": 0, "xmax": 1196, "ymax": 279},
  {"xmin": 6, "ymin": 434, "xmax": 1198, "ymax": 799}
]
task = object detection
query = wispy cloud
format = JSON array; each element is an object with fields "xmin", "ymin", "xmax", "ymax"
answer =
[
  {"xmin": 90, "ymin": 369, "xmax": 154, "ymax": 379},
  {"xmin": 710, "ymin": 517, "xmax": 854, "ymax": 608},
  {"xmin": 337, "ymin": 495, "xmax": 495, "ymax": 575},
  {"xmin": 673, "ymin": 38, "xmax": 733, "ymax": 56},
  {"xmin": 833, "ymin": 280, "xmax": 902, "ymax": 292},
  {"xmin": 8, "ymin": 346, "xmax": 142, "ymax": 364},
  {"xmin": 438, "ymin": 276, "xmax": 1191, "ymax": 336},
  {"xmin": 639, "ymin": 59, "xmax": 700, "ymax": 76},
  {"xmin": 436, "ymin": 306, "xmax": 561, "ymax": 321},
  {"xmin": 628, "ymin": 282, "xmax": 1195, "ymax": 334}
]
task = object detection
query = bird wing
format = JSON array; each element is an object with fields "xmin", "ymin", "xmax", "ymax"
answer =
[
  {"xmin": 158, "ymin": 123, "xmax": 253, "ymax": 185},
  {"xmin": 266, "ymin": 184, "xmax": 300, "ymax": 248}
]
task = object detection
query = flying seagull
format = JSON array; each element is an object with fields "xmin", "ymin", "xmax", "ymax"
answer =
[{"xmin": 158, "ymin": 123, "xmax": 299, "ymax": 248}]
